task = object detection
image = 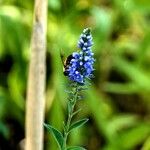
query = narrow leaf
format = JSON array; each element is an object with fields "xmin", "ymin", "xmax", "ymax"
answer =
[
  {"xmin": 72, "ymin": 108, "xmax": 82, "ymax": 117},
  {"xmin": 44, "ymin": 123, "xmax": 63, "ymax": 149},
  {"xmin": 67, "ymin": 146, "xmax": 86, "ymax": 150},
  {"xmin": 78, "ymin": 87, "xmax": 88, "ymax": 91},
  {"xmin": 69, "ymin": 118, "xmax": 89, "ymax": 132}
]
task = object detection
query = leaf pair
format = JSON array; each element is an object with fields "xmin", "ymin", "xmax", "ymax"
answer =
[{"xmin": 44, "ymin": 118, "xmax": 88, "ymax": 150}]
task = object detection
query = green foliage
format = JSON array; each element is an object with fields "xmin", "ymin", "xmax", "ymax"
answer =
[
  {"xmin": 0, "ymin": 0, "xmax": 150, "ymax": 149},
  {"xmin": 67, "ymin": 146, "xmax": 86, "ymax": 150},
  {"xmin": 69, "ymin": 118, "xmax": 89, "ymax": 133},
  {"xmin": 44, "ymin": 123, "xmax": 64, "ymax": 149}
]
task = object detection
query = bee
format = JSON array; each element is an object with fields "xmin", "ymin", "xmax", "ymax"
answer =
[{"xmin": 60, "ymin": 52, "xmax": 74, "ymax": 76}]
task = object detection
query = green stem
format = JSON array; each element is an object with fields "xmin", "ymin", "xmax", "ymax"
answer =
[{"xmin": 63, "ymin": 83, "xmax": 79, "ymax": 150}]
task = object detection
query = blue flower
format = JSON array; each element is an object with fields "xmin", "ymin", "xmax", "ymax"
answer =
[{"xmin": 67, "ymin": 28, "xmax": 95, "ymax": 84}]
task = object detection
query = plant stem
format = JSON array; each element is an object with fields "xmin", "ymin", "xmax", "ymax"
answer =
[{"xmin": 63, "ymin": 83, "xmax": 79, "ymax": 150}]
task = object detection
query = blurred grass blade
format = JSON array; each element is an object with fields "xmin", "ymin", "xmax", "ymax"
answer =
[
  {"xmin": 142, "ymin": 136, "xmax": 150, "ymax": 150},
  {"xmin": 67, "ymin": 146, "xmax": 86, "ymax": 150},
  {"xmin": 114, "ymin": 57, "xmax": 150, "ymax": 91},
  {"xmin": 118, "ymin": 123, "xmax": 150, "ymax": 149}
]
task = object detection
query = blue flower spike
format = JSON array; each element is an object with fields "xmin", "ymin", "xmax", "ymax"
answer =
[
  {"xmin": 45, "ymin": 28, "xmax": 95, "ymax": 150},
  {"xmin": 67, "ymin": 28, "xmax": 95, "ymax": 84}
]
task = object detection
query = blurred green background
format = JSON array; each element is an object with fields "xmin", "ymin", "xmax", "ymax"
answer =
[{"xmin": 0, "ymin": 0, "xmax": 150, "ymax": 150}]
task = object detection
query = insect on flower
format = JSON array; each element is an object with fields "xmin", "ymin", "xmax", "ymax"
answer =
[
  {"xmin": 45, "ymin": 28, "xmax": 94, "ymax": 150},
  {"xmin": 60, "ymin": 52, "xmax": 75, "ymax": 76},
  {"xmin": 61, "ymin": 28, "xmax": 95, "ymax": 84}
]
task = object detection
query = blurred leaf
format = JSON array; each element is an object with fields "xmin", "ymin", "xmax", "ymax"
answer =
[
  {"xmin": 0, "ymin": 14, "xmax": 29, "ymax": 73},
  {"xmin": 0, "ymin": 88, "xmax": 6, "ymax": 119},
  {"xmin": 48, "ymin": 0, "xmax": 61, "ymax": 10},
  {"xmin": 106, "ymin": 114, "xmax": 138, "ymax": 138},
  {"xmin": 69, "ymin": 128, "xmax": 83, "ymax": 146},
  {"xmin": 104, "ymin": 123, "xmax": 150, "ymax": 150},
  {"xmin": 91, "ymin": 7, "xmax": 112, "ymax": 44},
  {"xmin": 0, "ymin": 122, "xmax": 9, "ymax": 139},
  {"xmin": 134, "ymin": 0, "xmax": 150, "ymax": 11},
  {"xmin": 118, "ymin": 123, "xmax": 150, "ymax": 149},
  {"xmin": 7, "ymin": 66, "xmax": 25, "ymax": 110},
  {"xmin": 0, "ymin": 5, "xmax": 22, "ymax": 20},
  {"xmin": 114, "ymin": 57, "xmax": 150, "ymax": 91},
  {"xmin": 103, "ymin": 82, "xmax": 139, "ymax": 94},
  {"xmin": 85, "ymin": 86, "xmax": 113, "ymax": 140},
  {"xmin": 142, "ymin": 136, "xmax": 150, "ymax": 150},
  {"xmin": 67, "ymin": 146, "xmax": 86, "ymax": 150}
]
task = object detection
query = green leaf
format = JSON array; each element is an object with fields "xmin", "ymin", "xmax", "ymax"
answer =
[
  {"xmin": 44, "ymin": 123, "xmax": 63, "ymax": 149},
  {"xmin": 72, "ymin": 109, "xmax": 82, "ymax": 117},
  {"xmin": 69, "ymin": 118, "xmax": 89, "ymax": 132},
  {"xmin": 67, "ymin": 146, "xmax": 86, "ymax": 150}
]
